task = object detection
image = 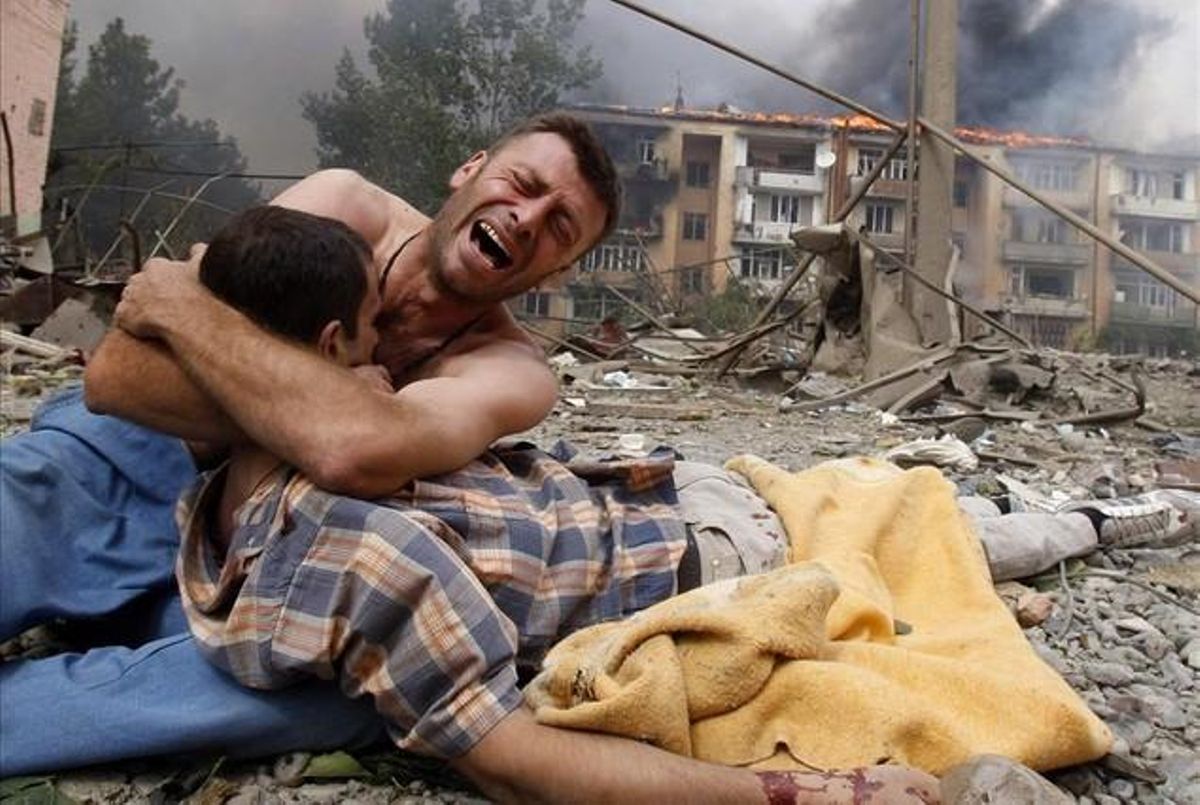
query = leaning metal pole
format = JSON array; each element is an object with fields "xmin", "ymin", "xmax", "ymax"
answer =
[
  {"xmin": 604, "ymin": 0, "xmax": 1199, "ymax": 309},
  {"xmin": 917, "ymin": 117, "xmax": 1199, "ymax": 305}
]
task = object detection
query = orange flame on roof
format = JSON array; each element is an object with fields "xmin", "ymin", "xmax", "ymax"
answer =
[
  {"xmin": 588, "ymin": 104, "xmax": 1091, "ymax": 150},
  {"xmin": 954, "ymin": 125, "xmax": 1090, "ymax": 149}
]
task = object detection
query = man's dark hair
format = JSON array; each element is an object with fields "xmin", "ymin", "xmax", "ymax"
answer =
[
  {"xmin": 493, "ymin": 113, "xmax": 621, "ymax": 245},
  {"xmin": 200, "ymin": 206, "xmax": 372, "ymax": 344}
]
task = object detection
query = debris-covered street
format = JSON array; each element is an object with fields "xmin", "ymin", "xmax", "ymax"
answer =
[{"xmin": 2, "ymin": 339, "xmax": 1198, "ymax": 803}]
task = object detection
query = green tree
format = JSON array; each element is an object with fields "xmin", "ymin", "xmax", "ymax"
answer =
[
  {"xmin": 48, "ymin": 18, "xmax": 260, "ymax": 269},
  {"xmin": 301, "ymin": 0, "xmax": 601, "ymax": 214}
]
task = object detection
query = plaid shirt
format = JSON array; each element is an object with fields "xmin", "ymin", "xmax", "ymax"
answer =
[{"xmin": 176, "ymin": 441, "xmax": 686, "ymax": 759}]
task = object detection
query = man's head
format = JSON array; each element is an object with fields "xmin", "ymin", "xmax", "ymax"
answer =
[
  {"xmin": 421, "ymin": 113, "xmax": 620, "ymax": 305},
  {"xmin": 200, "ymin": 206, "xmax": 380, "ymax": 366}
]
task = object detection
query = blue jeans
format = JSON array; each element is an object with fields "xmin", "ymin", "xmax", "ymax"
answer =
[{"xmin": 0, "ymin": 388, "xmax": 385, "ymax": 775}]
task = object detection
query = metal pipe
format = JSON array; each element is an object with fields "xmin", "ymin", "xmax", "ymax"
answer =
[
  {"xmin": 148, "ymin": 172, "xmax": 229, "ymax": 259},
  {"xmin": 606, "ymin": 0, "xmax": 903, "ymax": 131},
  {"xmin": 44, "ymin": 182, "xmax": 236, "ymax": 215},
  {"xmin": 904, "ymin": 0, "xmax": 920, "ymax": 266},
  {"xmin": 1, "ymin": 112, "xmax": 16, "ymax": 221},
  {"xmin": 918, "ymin": 116, "xmax": 1200, "ymax": 305},
  {"xmin": 91, "ymin": 180, "xmax": 172, "ymax": 274}
]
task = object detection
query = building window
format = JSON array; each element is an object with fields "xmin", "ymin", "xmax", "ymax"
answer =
[
  {"xmin": 768, "ymin": 194, "xmax": 807, "ymax": 224},
  {"xmin": 1115, "ymin": 270, "xmax": 1178, "ymax": 313},
  {"xmin": 681, "ymin": 266, "xmax": 705, "ymax": 294},
  {"xmin": 682, "ymin": 212, "xmax": 708, "ymax": 241},
  {"xmin": 864, "ymin": 203, "xmax": 895, "ymax": 234},
  {"xmin": 882, "ymin": 150, "xmax": 909, "ymax": 181},
  {"xmin": 685, "ymin": 161, "xmax": 711, "ymax": 188},
  {"xmin": 953, "ymin": 180, "xmax": 969, "ymax": 208},
  {"xmin": 777, "ymin": 146, "xmax": 815, "ymax": 174},
  {"xmin": 1121, "ymin": 218, "xmax": 1184, "ymax": 253},
  {"xmin": 637, "ymin": 138, "xmax": 656, "ymax": 165},
  {"xmin": 1010, "ymin": 264, "xmax": 1075, "ymax": 299},
  {"xmin": 740, "ymin": 250, "xmax": 785, "ymax": 280},
  {"xmin": 856, "ymin": 148, "xmax": 882, "ymax": 177},
  {"xmin": 1016, "ymin": 160, "xmax": 1077, "ymax": 192},
  {"xmin": 580, "ymin": 236, "xmax": 646, "ymax": 273},
  {"xmin": 521, "ymin": 291, "xmax": 551, "ymax": 317},
  {"xmin": 1172, "ymin": 172, "xmax": 1186, "ymax": 200},
  {"xmin": 1125, "ymin": 168, "xmax": 1157, "ymax": 198},
  {"xmin": 27, "ymin": 99, "xmax": 47, "ymax": 137},
  {"xmin": 1012, "ymin": 210, "xmax": 1070, "ymax": 244},
  {"xmin": 1026, "ymin": 267, "xmax": 1073, "ymax": 298}
]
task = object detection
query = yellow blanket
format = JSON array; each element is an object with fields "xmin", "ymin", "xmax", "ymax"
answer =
[{"xmin": 525, "ymin": 456, "xmax": 1112, "ymax": 775}]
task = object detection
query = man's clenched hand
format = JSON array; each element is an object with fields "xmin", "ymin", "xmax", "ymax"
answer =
[{"xmin": 115, "ymin": 248, "xmax": 207, "ymax": 339}]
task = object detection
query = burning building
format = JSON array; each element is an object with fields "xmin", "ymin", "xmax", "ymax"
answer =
[{"xmin": 522, "ymin": 104, "xmax": 1198, "ymax": 357}]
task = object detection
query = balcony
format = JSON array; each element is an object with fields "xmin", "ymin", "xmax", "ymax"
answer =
[
  {"xmin": 849, "ymin": 176, "xmax": 909, "ymax": 199},
  {"xmin": 1112, "ymin": 193, "xmax": 1200, "ymax": 221},
  {"xmin": 1109, "ymin": 299, "xmax": 1198, "ymax": 327},
  {"xmin": 1114, "ymin": 252, "xmax": 1200, "ymax": 277},
  {"xmin": 735, "ymin": 166, "xmax": 823, "ymax": 194},
  {"xmin": 1003, "ymin": 295, "xmax": 1089, "ymax": 319},
  {"xmin": 1003, "ymin": 184, "xmax": 1092, "ymax": 211},
  {"xmin": 1002, "ymin": 240, "xmax": 1091, "ymax": 265},
  {"xmin": 733, "ymin": 221, "xmax": 799, "ymax": 244}
]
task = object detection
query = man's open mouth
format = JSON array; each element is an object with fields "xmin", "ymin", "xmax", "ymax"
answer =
[{"xmin": 471, "ymin": 220, "xmax": 513, "ymax": 271}]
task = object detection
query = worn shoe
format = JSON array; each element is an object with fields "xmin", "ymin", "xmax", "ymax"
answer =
[{"xmin": 1062, "ymin": 490, "xmax": 1199, "ymax": 548}]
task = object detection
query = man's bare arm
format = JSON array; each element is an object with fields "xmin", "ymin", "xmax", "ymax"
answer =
[
  {"xmin": 84, "ymin": 169, "xmax": 410, "ymax": 439},
  {"xmin": 111, "ymin": 262, "xmax": 555, "ymax": 496},
  {"xmin": 85, "ymin": 324, "xmax": 242, "ymax": 442},
  {"xmin": 453, "ymin": 709, "xmax": 940, "ymax": 805}
]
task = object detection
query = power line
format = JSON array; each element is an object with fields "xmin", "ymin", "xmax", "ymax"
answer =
[
  {"xmin": 127, "ymin": 166, "xmax": 307, "ymax": 181},
  {"xmin": 52, "ymin": 140, "xmax": 235, "ymax": 153}
]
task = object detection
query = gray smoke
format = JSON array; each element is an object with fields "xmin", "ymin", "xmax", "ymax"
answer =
[
  {"xmin": 801, "ymin": 0, "xmax": 1172, "ymax": 134},
  {"xmin": 67, "ymin": 0, "xmax": 1198, "ymax": 174}
]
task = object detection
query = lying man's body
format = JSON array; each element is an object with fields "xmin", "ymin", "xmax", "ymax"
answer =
[{"xmin": 124, "ymin": 204, "xmax": 936, "ymax": 802}]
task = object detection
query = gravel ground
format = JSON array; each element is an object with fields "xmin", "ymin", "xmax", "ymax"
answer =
[{"xmin": 2, "ymin": 349, "xmax": 1197, "ymax": 803}]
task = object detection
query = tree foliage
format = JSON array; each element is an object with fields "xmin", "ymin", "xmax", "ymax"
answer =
[
  {"xmin": 48, "ymin": 18, "xmax": 260, "ymax": 268},
  {"xmin": 301, "ymin": 0, "xmax": 601, "ymax": 214}
]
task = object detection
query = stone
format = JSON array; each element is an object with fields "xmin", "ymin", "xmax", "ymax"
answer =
[
  {"xmin": 1107, "ymin": 779, "xmax": 1135, "ymax": 800},
  {"xmin": 1084, "ymin": 661, "xmax": 1136, "ymax": 687},
  {"xmin": 1017, "ymin": 591, "xmax": 1055, "ymax": 627},
  {"xmin": 940, "ymin": 755, "xmax": 1073, "ymax": 804},
  {"xmin": 1107, "ymin": 715, "xmax": 1155, "ymax": 753},
  {"xmin": 273, "ymin": 752, "xmax": 311, "ymax": 787},
  {"xmin": 1183, "ymin": 638, "xmax": 1200, "ymax": 670}
]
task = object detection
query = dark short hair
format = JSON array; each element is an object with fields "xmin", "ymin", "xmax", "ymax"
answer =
[
  {"xmin": 492, "ymin": 113, "xmax": 621, "ymax": 245},
  {"xmin": 200, "ymin": 206, "xmax": 372, "ymax": 344}
]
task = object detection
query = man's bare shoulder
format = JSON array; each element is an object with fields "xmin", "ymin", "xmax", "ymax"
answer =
[{"xmin": 272, "ymin": 169, "xmax": 429, "ymax": 255}]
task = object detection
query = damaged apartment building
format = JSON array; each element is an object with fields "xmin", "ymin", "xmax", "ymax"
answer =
[{"xmin": 514, "ymin": 104, "xmax": 1199, "ymax": 357}]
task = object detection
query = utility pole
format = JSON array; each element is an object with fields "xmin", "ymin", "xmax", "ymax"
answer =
[{"xmin": 910, "ymin": 0, "xmax": 957, "ymax": 344}]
